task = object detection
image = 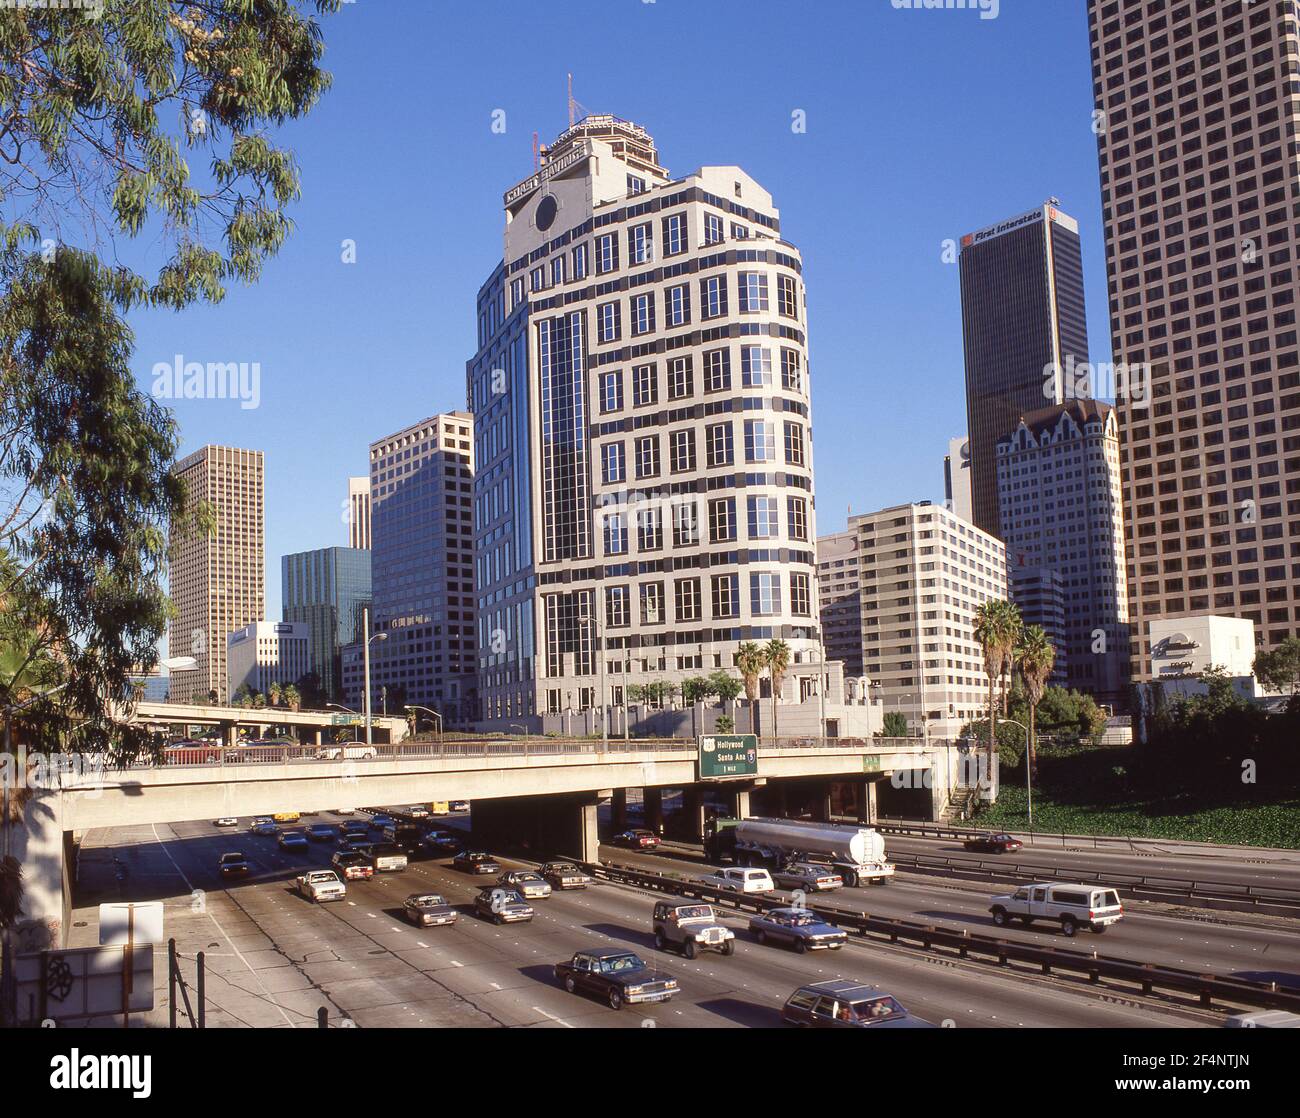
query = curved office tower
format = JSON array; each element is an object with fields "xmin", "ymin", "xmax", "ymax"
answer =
[{"xmin": 467, "ymin": 116, "xmax": 818, "ymax": 730}]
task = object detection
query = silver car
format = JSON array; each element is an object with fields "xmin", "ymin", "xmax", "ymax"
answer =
[
  {"xmin": 498, "ymin": 870, "xmax": 552, "ymax": 900},
  {"xmin": 749, "ymin": 907, "xmax": 847, "ymax": 952},
  {"xmin": 772, "ymin": 862, "xmax": 844, "ymax": 892}
]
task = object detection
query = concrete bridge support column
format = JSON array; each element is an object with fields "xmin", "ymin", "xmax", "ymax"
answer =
[
  {"xmin": 313, "ymin": 728, "xmax": 323, "ymax": 747},
  {"xmin": 220, "ymin": 720, "xmax": 238, "ymax": 748},
  {"xmin": 681, "ymin": 786, "xmax": 706, "ymax": 842},
  {"xmin": 731, "ymin": 787, "xmax": 751, "ymax": 820},
  {"xmin": 577, "ymin": 794, "xmax": 605, "ymax": 864},
  {"xmin": 860, "ymin": 779, "xmax": 878, "ymax": 824},
  {"xmin": 612, "ymin": 788, "xmax": 627, "ymax": 830},
  {"xmin": 644, "ymin": 787, "xmax": 663, "ymax": 835}
]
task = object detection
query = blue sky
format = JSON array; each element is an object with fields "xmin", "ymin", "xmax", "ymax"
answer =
[{"xmin": 131, "ymin": 0, "xmax": 1107, "ymax": 627}]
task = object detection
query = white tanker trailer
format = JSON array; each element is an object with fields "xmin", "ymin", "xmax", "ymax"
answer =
[{"xmin": 704, "ymin": 817, "xmax": 895, "ymax": 887}]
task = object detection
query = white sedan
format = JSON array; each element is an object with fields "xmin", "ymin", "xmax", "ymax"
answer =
[{"xmin": 214, "ymin": 817, "xmax": 239, "ymax": 828}]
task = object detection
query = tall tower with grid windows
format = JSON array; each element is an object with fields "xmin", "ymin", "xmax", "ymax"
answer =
[
  {"xmin": 467, "ymin": 116, "xmax": 819, "ymax": 729},
  {"xmin": 1087, "ymin": 0, "xmax": 1300, "ymax": 679}
]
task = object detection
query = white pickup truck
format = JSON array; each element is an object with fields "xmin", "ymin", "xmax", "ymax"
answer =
[{"xmin": 295, "ymin": 869, "xmax": 347, "ymax": 903}]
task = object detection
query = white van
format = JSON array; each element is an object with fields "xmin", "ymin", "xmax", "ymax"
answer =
[
  {"xmin": 700, "ymin": 867, "xmax": 775, "ymax": 895},
  {"xmin": 989, "ymin": 882, "xmax": 1123, "ymax": 936}
]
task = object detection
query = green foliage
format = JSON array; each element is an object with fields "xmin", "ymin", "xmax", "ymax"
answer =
[
  {"xmin": 707, "ymin": 670, "xmax": 743, "ymax": 702},
  {"xmin": 714, "ymin": 715, "xmax": 735, "ymax": 733},
  {"xmin": 681, "ymin": 677, "xmax": 712, "ymax": 704},
  {"xmin": 1254, "ymin": 637, "xmax": 1300, "ymax": 696},
  {"xmin": 0, "ymin": 2, "xmax": 335, "ymax": 755},
  {"xmin": 881, "ymin": 711, "xmax": 909, "ymax": 738}
]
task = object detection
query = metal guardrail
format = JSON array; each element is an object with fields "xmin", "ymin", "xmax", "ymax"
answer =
[
  {"xmin": 119, "ymin": 735, "xmax": 924, "ymax": 770},
  {"xmin": 885, "ymin": 850, "xmax": 1300, "ymax": 917},
  {"xmin": 585, "ymin": 860, "xmax": 1300, "ymax": 1014}
]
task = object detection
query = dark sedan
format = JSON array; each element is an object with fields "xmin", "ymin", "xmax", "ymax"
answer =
[
  {"xmin": 782, "ymin": 980, "xmax": 937, "ymax": 1028},
  {"xmin": 963, "ymin": 832, "xmax": 1023, "ymax": 854},
  {"xmin": 402, "ymin": 892, "xmax": 458, "ymax": 928},
  {"xmin": 554, "ymin": 950, "xmax": 678, "ymax": 1011},
  {"xmin": 218, "ymin": 852, "xmax": 250, "ymax": 878},
  {"xmin": 453, "ymin": 851, "xmax": 501, "ymax": 875},
  {"xmin": 278, "ymin": 831, "xmax": 309, "ymax": 851},
  {"xmin": 306, "ymin": 824, "xmax": 338, "ymax": 842}
]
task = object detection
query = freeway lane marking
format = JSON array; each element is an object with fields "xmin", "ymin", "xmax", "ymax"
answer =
[
  {"xmin": 531, "ymin": 1005, "xmax": 575, "ymax": 1028},
  {"xmin": 149, "ymin": 822, "xmax": 298, "ymax": 1029}
]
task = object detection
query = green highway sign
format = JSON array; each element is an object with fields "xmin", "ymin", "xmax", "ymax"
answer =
[
  {"xmin": 330, "ymin": 714, "xmax": 361, "ymax": 725},
  {"xmin": 698, "ymin": 734, "xmax": 759, "ymax": 780},
  {"xmin": 863, "ymin": 755, "xmax": 880, "ymax": 772}
]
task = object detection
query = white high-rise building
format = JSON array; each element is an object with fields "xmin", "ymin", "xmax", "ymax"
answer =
[
  {"xmin": 943, "ymin": 436, "xmax": 973, "ymax": 523},
  {"xmin": 996, "ymin": 399, "xmax": 1130, "ymax": 705},
  {"xmin": 347, "ymin": 475, "xmax": 371, "ymax": 550},
  {"xmin": 226, "ymin": 620, "xmax": 310, "ymax": 703},
  {"xmin": 467, "ymin": 115, "xmax": 818, "ymax": 728},
  {"xmin": 832, "ymin": 502, "xmax": 1008, "ymax": 741}
]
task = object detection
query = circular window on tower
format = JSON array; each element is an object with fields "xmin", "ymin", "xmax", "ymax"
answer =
[{"xmin": 535, "ymin": 193, "xmax": 558, "ymax": 232}]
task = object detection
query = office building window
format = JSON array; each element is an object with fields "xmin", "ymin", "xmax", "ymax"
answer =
[
  {"xmin": 670, "ymin": 428, "xmax": 695, "ymax": 473},
  {"xmin": 741, "ymin": 346, "xmax": 772, "ymax": 387},
  {"xmin": 711, "ymin": 573, "xmax": 739, "ymax": 618},
  {"xmin": 628, "ymin": 222, "xmax": 652, "ymax": 265},
  {"xmin": 700, "ymin": 274, "xmax": 727, "ymax": 319},
  {"xmin": 668, "ymin": 355, "xmax": 693, "ymax": 400},
  {"xmin": 632, "ymin": 292, "xmax": 655, "ymax": 336},
  {"xmin": 603, "ymin": 511, "xmax": 628, "ymax": 555},
  {"xmin": 637, "ymin": 507, "xmax": 662, "ymax": 551},
  {"xmin": 738, "ymin": 271, "xmax": 769, "ymax": 313},
  {"xmin": 708, "ymin": 497, "xmax": 736, "ymax": 543},
  {"xmin": 600, "ymin": 369, "xmax": 623, "ymax": 414},
  {"xmin": 551, "ymin": 255, "xmax": 567, "ymax": 286},
  {"xmin": 747, "ymin": 495, "xmax": 780, "ymax": 539},
  {"xmin": 640, "ymin": 582, "xmax": 665, "ymax": 625},
  {"xmin": 601, "ymin": 441, "xmax": 625, "ymax": 484},
  {"xmin": 596, "ymin": 232, "xmax": 618, "ymax": 274},
  {"xmin": 666, "ymin": 283, "xmax": 690, "ymax": 327},
  {"xmin": 750, "ymin": 572, "xmax": 782, "ymax": 617},
  {"xmin": 787, "ymin": 496, "xmax": 808, "ymax": 541},
  {"xmin": 706, "ymin": 422, "xmax": 734, "ymax": 467},
  {"xmin": 571, "ymin": 242, "xmax": 588, "ymax": 280},
  {"xmin": 672, "ymin": 500, "xmax": 699, "ymax": 546},
  {"xmin": 598, "ymin": 300, "xmax": 621, "ymax": 343},
  {"xmin": 635, "ymin": 434, "xmax": 660, "ymax": 479},
  {"xmin": 606, "ymin": 585, "xmax": 630, "ymax": 628},
  {"xmin": 745, "ymin": 419, "xmax": 776, "ymax": 463},
  {"xmin": 662, "ymin": 212, "xmax": 687, "ymax": 256},
  {"xmin": 704, "ymin": 347, "xmax": 731, "ymax": 392},
  {"xmin": 675, "ymin": 578, "xmax": 701, "ymax": 623},
  {"xmin": 784, "ymin": 421, "xmax": 805, "ymax": 466},
  {"xmin": 778, "ymin": 274, "xmax": 798, "ymax": 318},
  {"xmin": 704, "ymin": 212, "xmax": 724, "ymax": 245},
  {"xmin": 780, "ymin": 348, "xmax": 802, "ymax": 392},
  {"xmin": 790, "ymin": 572, "xmax": 811, "ymax": 616},
  {"xmin": 632, "ymin": 362, "xmax": 657, "ymax": 407}
]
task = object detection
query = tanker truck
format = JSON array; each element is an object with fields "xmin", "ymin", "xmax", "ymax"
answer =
[{"xmin": 704, "ymin": 817, "xmax": 894, "ymax": 887}]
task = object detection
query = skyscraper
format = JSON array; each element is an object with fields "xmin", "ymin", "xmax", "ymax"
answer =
[
  {"xmin": 347, "ymin": 475, "xmax": 371, "ymax": 550},
  {"xmin": 959, "ymin": 201, "xmax": 1091, "ymax": 535},
  {"xmin": 1087, "ymin": 0, "xmax": 1300, "ymax": 677},
  {"xmin": 281, "ymin": 545, "xmax": 371, "ymax": 700},
  {"xmin": 344, "ymin": 413, "xmax": 476, "ymax": 722},
  {"xmin": 996, "ymin": 399, "xmax": 1130, "ymax": 703},
  {"xmin": 467, "ymin": 115, "xmax": 819, "ymax": 729},
  {"xmin": 167, "ymin": 446, "xmax": 265, "ymax": 703},
  {"xmin": 943, "ymin": 435, "xmax": 973, "ymax": 523}
]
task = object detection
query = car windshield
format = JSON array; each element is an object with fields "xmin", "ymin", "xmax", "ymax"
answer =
[
  {"xmin": 516, "ymin": 873, "xmax": 541, "ymax": 882},
  {"xmin": 995, "ymin": 834, "xmax": 1013, "ymax": 842},
  {"xmin": 598, "ymin": 954, "xmax": 644, "ymax": 974},
  {"xmin": 675, "ymin": 906, "xmax": 713, "ymax": 920},
  {"xmin": 788, "ymin": 912, "xmax": 817, "ymax": 926},
  {"xmin": 221, "ymin": 854, "xmax": 243, "ymax": 862},
  {"xmin": 549, "ymin": 863, "xmax": 576, "ymax": 873},
  {"xmin": 411, "ymin": 895, "xmax": 444, "ymax": 906},
  {"xmin": 848, "ymin": 996, "xmax": 905, "ymax": 1022}
]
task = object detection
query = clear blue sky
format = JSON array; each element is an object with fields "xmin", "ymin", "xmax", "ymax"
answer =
[{"xmin": 132, "ymin": 0, "xmax": 1107, "ymax": 627}]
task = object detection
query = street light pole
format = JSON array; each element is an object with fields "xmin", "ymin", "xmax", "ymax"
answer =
[
  {"xmin": 360, "ymin": 607, "xmax": 387, "ymax": 748},
  {"xmin": 579, "ymin": 612, "xmax": 608, "ymax": 749},
  {"xmin": 816, "ymin": 637, "xmax": 827, "ymax": 748}
]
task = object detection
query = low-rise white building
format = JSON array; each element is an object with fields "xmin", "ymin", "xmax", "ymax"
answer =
[
  {"xmin": 1147, "ymin": 615, "xmax": 1260, "ymax": 700},
  {"xmin": 226, "ymin": 621, "xmax": 310, "ymax": 702}
]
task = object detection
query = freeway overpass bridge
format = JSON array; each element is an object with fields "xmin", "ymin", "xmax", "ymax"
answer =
[
  {"xmin": 124, "ymin": 700, "xmax": 411, "ymax": 745},
  {"xmin": 11, "ymin": 736, "xmax": 964, "ymax": 951}
]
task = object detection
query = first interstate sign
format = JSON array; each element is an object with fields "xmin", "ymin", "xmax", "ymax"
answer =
[{"xmin": 698, "ymin": 734, "xmax": 758, "ymax": 780}]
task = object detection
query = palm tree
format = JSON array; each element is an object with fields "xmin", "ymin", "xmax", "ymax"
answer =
[
  {"xmin": 268, "ymin": 681, "xmax": 282, "ymax": 708},
  {"xmin": 765, "ymin": 638, "xmax": 791, "ymax": 740},
  {"xmin": 735, "ymin": 642, "xmax": 766, "ymax": 735},
  {"xmin": 973, "ymin": 599, "xmax": 1020, "ymax": 784},
  {"xmin": 282, "ymin": 684, "xmax": 301, "ymax": 713},
  {"xmin": 1016, "ymin": 625, "xmax": 1055, "ymax": 779},
  {"xmin": 999, "ymin": 600, "xmax": 1023, "ymax": 716}
]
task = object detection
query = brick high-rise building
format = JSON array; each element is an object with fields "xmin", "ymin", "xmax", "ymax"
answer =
[
  {"xmin": 1087, "ymin": 0, "xmax": 1300, "ymax": 677},
  {"xmin": 168, "ymin": 446, "xmax": 265, "ymax": 703}
]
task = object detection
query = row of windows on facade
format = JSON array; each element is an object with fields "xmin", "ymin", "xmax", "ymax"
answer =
[
  {"xmin": 595, "ymin": 346, "xmax": 806, "ymax": 411},
  {"xmin": 587, "ymin": 272, "xmax": 800, "ymax": 341},
  {"xmin": 562, "ymin": 570, "xmax": 813, "ymax": 631},
  {"xmin": 591, "ymin": 495, "xmax": 811, "ymax": 553},
  {"xmin": 597, "ymin": 418, "xmax": 807, "ymax": 482}
]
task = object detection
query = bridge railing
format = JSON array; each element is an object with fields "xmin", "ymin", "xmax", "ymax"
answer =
[{"xmin": 124, "ymin": 734, "xmax": 931, "ymax": 769}]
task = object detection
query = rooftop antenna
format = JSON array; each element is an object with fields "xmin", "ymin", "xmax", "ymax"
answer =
[
  {"xmin": 566, "ymin": 73, "xmax": 589, "ymax": 130},
  {"xmin": 567, "ymin": 73, "xmax": 575, "ymax": 128},
  {"xmin": 532, "ymin": 130, "xmax": 539, "ymax": 171}
]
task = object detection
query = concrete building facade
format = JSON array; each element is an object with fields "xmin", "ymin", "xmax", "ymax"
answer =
[
  {"xmin": 343, "ymin": 413, "xmax": 477, "ymax": 724},
  {"xmin": 167, "ymin": 446, "xmax": 265, "ymax": 704},
  {"xmin": 281, "ymin": 545, "xmax": 372, "ymax": 700},
  {"xmin": 817, "ymin": 528, "xmax": 864, "ymax": 678},
  {"xmin": 843, "ymin": 502, "xmax": 1008, "ymax": 741},
  {"xmin": 1087, "ymin": 0, "xmax": 1300, "ymax": 678},
  {"xmin": 996, "ymin": 399, "xmax": 1131, "ymax": 704},
  {"xmin": 226, "ymin": 620, "xmax": 310, "ymax": 703},
  {"xmin": 347, "ymin": 475, "xmax": 371, "ymax": 551},
  {"xmin": 467, "ymin": 116, "xmax": 819, "ymax": 730},
  {"xmin": 944, "ymin": 435, "xmax": 974, "ymax": 523},
  {"xmin": 959, "ymin": 201, "xmax": 1091, "ymax": 536}
]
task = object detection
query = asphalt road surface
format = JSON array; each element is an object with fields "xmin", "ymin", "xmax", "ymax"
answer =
[{"xmin": 70, "ymin": 815, "xmax": 1201, "ymax": 1029}]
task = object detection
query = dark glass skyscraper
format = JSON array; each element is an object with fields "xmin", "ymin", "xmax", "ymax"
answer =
[
  {"xmin": 281, "ymin": 545, "xmax": 371, "ymax": 700},
  {"xmin": 959, "ymin": 202, "xmax": 1091, "ymax": 535}
]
